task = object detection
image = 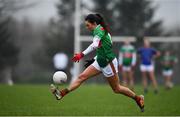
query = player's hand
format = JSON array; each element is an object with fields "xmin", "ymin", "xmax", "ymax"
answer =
[
  {"xmin": 72, "ymin": 53, "xmax": 84, "ymax": 62},
  {"xmin": 84, "ymin": 59, "xmax": 95, "ymax": 68}
]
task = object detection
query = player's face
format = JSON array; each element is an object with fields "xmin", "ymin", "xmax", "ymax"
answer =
[
  {"xmin": 85, "ymin": 21, "xmax": 96, "ymax": 31},
  {"xmin": 124, "ymin": 40, "xmax": 129, "ymax": 45},
  {"xmin": 144, "ymin": 39, "xmax": 150, "ymax": 47}
]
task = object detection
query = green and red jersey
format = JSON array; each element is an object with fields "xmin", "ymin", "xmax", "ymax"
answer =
[
  {"xmin": 93, "ymin": 25, "xmax": 116, "ymax": 67},
  {"xmin": 161, "ymin": 55, "xmax": 177, "ymax": 70},
  {"xmin": 119, "ymin": 45, "xmax": 136, "ymax": 66}
]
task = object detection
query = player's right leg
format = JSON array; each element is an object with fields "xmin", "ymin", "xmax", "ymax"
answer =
[
  {"xmin": 128, "ymin": 70, "xmax": 134, "ymax": 91},
  {"xmin": 68, "ymin": 65, "xmax": 101, "ymax": 92},
  {"xmin": 50, "ymin": 64, "xmax": 101, "ymax": 100}
]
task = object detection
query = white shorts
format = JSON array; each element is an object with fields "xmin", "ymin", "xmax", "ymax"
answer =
[
  {"xmin": 92, "ymin": 58, "xmax": 118, "ymax": 77},
  {"xmin": 162, "ymin": 70, "xmax": 173, "ymax": 76},
  {"xmin": 122, "ymin": 66, "xmax": 131, "ymax": 72},
  {"xmin": 140, "ymin": 64, "xmax": 154, "ymax": 72}
]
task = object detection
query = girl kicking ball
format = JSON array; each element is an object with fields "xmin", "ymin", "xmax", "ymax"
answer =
[{"xmin": 50, "ymin": 13, "xmax": 144, "ymax": 112}]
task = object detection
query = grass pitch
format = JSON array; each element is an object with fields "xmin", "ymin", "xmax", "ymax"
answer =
[{"xmin": 0, "ymin": 84, "xmax": 180, "ymax": 116}]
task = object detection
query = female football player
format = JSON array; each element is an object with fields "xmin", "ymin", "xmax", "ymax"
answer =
[
  {"xmin": 138, "ymin": 39, "xmax": 160, "ymax": 94},
  {"xmin": 161, "ymin": 50, "xmax": 178, "ymax": 89},
  {"xmin": 119, "ymin": 40, "xmax": 136, "ymax": 91},
  {"xmin": 50, "ymin": 13, "xmax": 144, "ymax": 112}
]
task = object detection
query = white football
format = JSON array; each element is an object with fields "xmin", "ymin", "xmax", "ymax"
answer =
[{"xmin": 53, "ymin": 71, "xmax": 67, "ymax": 84}]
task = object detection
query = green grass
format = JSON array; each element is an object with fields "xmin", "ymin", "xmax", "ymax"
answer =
[{"xmin": 0, "ymin": 84, "xmax": 180, "ymax": 116}]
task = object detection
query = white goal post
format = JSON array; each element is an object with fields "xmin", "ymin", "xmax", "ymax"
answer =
[{"xmin": 80, "ymin": 36, "xmax": 180, "ymax": 43}]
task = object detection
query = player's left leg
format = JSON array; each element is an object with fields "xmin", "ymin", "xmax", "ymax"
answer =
[
  {"xmin": 165, "ymin": 75, "xmax": 173, "ymax": 89},
  {"xmin": 149, "ymin": 71, "xmax": 158, "ymax": 94},
  {"xmin": 107, "ymin": 73, "xmax": 144, "ymax": 112},
  {"xmin": 140, "ymin": 65, "xmax": 148, "ymax": 93},
  {"xmin": 105, "ymin": 60, "xmax": 144, "ymax": 112},
  {"xmin": 107, "ymin": 73, "xmax": 135, "ymax": 97},
  {"xmin": 165, "ymin": 76, "xmax": 170, "ymax": 89}
]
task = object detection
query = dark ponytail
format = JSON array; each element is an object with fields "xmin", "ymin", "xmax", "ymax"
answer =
[{"xmin": 85, "ymin": 13, "xmax": 110, "ymax": 34}]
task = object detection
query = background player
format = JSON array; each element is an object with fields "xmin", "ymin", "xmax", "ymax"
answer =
[
  {"xmin": 138, "ymin": 39, "xmax": 160, "ymax": 94},
  {"xmin": 161, "ymin": 50, "xmax": 178, "ymax": 89},
  {"xmin": 119, "ymin": 40, "xmax": 136, "ymax": 91}
]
